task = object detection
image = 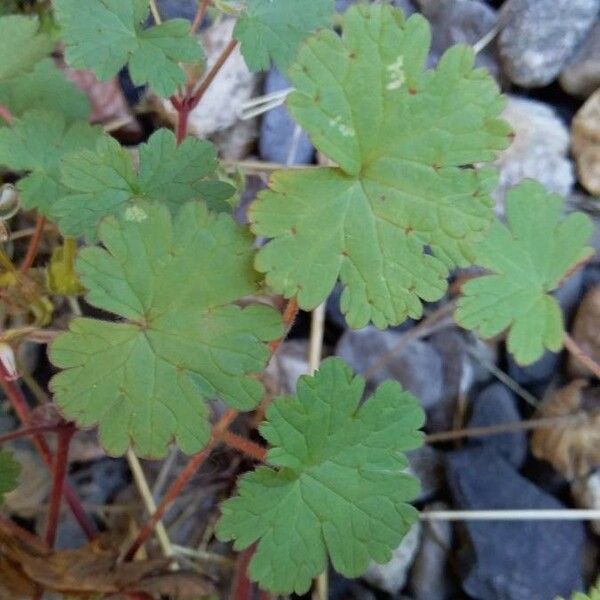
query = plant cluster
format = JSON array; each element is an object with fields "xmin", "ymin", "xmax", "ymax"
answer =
[{"xmin": 0, "ymin": 0, "xmax": 595, "ymax": 597}]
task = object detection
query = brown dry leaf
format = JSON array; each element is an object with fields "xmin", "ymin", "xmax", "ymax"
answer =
[
  {"xmin": 0, "ymin": 523, "xmax": 213, "ymax": 599},
  {"xmin": 531, "ymin": 380, "xmax": 600, "ymax": 479},
  {"xmin": 568, "ymin": 285, "xmax": 600, "ymax": 377}
]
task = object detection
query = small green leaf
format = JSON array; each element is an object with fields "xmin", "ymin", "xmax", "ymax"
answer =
[
  {"xmin": 217, "ymin": 357, "xmax": 424, "ymax": 594},
  {"xmin": 234, "ymin": 0, "xmax": 334, "ymax": 72},
  {"xmin": 0, "ymin": 59, "xmax": 90, "ymax": 122},
  {"xmin": 53, "ymin": 128, "xmax": 234, "ymax": 240},
  {"xmin": 0, "ymin": 15, "xmax": 54, "ymax": 82},
  {"xmin": 54, "ymin": 0, "xmax": 203, "ymax": 96},
  {"xmin": 250, "ymin": 4, "xmax": 510, "ymax": 329},
  {"xmin": 456, "ymin": 180, "xmax": 594, "ymax": 365},
  {"xmin": 0, "ymin": 450, "xmax": 20, "ymax": 504},
  {"xmin": 50, "ymin": 202, "xmax": 283, "ymax": 458},
  {"xmin": 0, "ymin": 110, "xmax": 104, "ymax": 217}
]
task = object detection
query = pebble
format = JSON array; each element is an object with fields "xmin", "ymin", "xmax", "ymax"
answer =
[
  {"xmin": 446, "ymin": 446, "xmax": 586, "ymax": 599},
  {"xmin": 363, "ymin": 523, "xmax": 421, "ymax": 595},
  {"xmin": 571, "ymin": 471, "xmax": 600, "ymax": 535},
  {"xmin": 335, "ymin": 327, "xmax": 444, "ymax": 410},
  {"xmin": 407, "ymin": 445, "xmax": 445, "ymax": 502},
  {"xmin": 493, "ymin": 96, "xmax": 575, "ymax": 211},
  {"xmin": 498, "ymin": 0, "xmax": 600, "ymax": 87},
  {"xmin": 572, "ymin": 88, "xmax": 600, "ymax": 196},
  {"xmin": 156, "ymin": 0, "xmax": 198, "ymax": 21},
  {"xmin": 467, "ymin": 382, "xmax": 528, "ymax": 467},
  {"xmin": 567, "ymin": 285, "xmax": 600, "ymax": 377},
  {"xmin": 259, "ymin": 68, "xmax": 314, "ymax": 165},
  {"xmin": 560, "ymin": 21, "xmax": 600, "ymax": 97}
]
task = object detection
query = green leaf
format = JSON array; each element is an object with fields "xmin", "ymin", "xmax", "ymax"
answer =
[
  {"xmin": 0, "ymin": 59, "xmax": 90, "ymax": 122},
  {"xmin": 50, "ymin": 202, "xmax": 283, "ymax": 458},
  {"xmin": 0, "ymin": 110, "xmax": 104, "ymax": 217},
  {"xmin": 250, "ymin": 4, "xmax": 510, "ymax": 329},
  {"xmin": 216, "ymin": 357, "xmax": 424, "ymax": 594},
  {"xmin": 0, "ymin": 450, "xmax": 20, "ymax": 504},
  {"xmin": 556, "ymin": 579, "xmax": 600, "ymax": 600},
  {"xmin": 234, "ymin": 0, "xmax": 334, "ymax": 72},
  {"xmin": 53, "ymin": 128, "xmax": 234, "ymax": 240},
  {"xmin": 0, "ymin": 15, "xmax": 54, "ymax": 82},
  {"xmin": 54, "ymin": 0, "xmax": 203, "ymax": 97},
  {"xmin": 455, "ymin": 180, "xmax": 594, "ymax": 365}
]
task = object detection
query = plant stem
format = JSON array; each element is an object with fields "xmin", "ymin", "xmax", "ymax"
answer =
[
  {"xmin": 190, "ymin": 39, "xmax": 238, "ymax": 107},
  {"xmin": 0, "ymin": 423, "xmax": 59, "ymax": 444},
  {"xmin": 0, "ymin": 515, "xmax": 49, "ymax": 552},
  {"xmin": 222, "ymin": 430, "xmax": 267, "ymax": 461},
  {"xmin": 269, "ymin": 298, "xmax": 299, "ymax": 353},
  {"xmin": 563, "ymin": 332, "xmax": 600, "ymax": 379},
  {"xmin": 123, "ymin": 408, "xmax": 238, "ymax": 562},
  {"xmin": 45, "ymin": 425, "xmax": 74, "ymax": 547},
  {"xmin": 0, "ymin": 363, "xmax": 97, "ymax": 540},
  {"xmin": 21, "ymin": 216, "xmax": 46, "ymax": 274},
  {"xmin": 148, "ymin": 0, "xmax": 162, "ymax": 23},
  {"xmin": 175, "ymin": 104, "xmax": 190, "ymax": 144},
  {"xmin": 420, "ymin": 509, "xmax": 600, "ymax": 521},
  {"xmin": 191, "ymin": 0, "xmax": 211, "ymax": 33},
  {"xmin": 0, "ymin": 103, "xmax": 13, "ymax": 125}
]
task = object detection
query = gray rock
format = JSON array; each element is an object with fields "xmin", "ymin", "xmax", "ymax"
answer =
[
  {"xmin": 410, "ymin": 502, "xmax": 455, "ymax": 600},
  {"xmin": 494, "ymin": 96, "xmax": 575, "ymax": 210},
  {"xmin": 468, "ymin": 383, "xmax": 527, "ymax": 467},
  {"xmin": 446, "ymin": 446, "xmax": 586, "ymax": 600},
  {"xmin": 498, "ymin": 0, "xmax": 600, "ymax": 87},
  {"xmin": 560, "ymin": 21, "xmax": 600, "ymax": 97},
  {"xmin": 156, "ymin": 0, "xmax": 198, "ymax": 20},
  {"xmin": 363, "ymin": 523, "xmax": 421, "ymax": 595},
  {"xmin": 507, "ymin": 350, "xmax": 560, "ymax": 387},
  {"xmin": 407, "ymin": 445, "xmax": 444, "ymax": 502},
  {"xmin": 259, "ymin": 68, "xmax": 314, "ymax": 165},
  {"xmin": 336, "ymin": 327, "xmax": 444, "ymax": 409},
  {"xmin": 416, "ymin": 0, "xmax": 500, "ymax": 76},
  {"xmin": 265, "ymin": 339, "xmax": 309, "ymax": 394},
  {"xmin": 554, "ymin": 269, "xmax": 585, "ymax": 319}
]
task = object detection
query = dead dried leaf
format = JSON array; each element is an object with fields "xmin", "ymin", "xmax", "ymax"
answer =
[
  {"xmin": 568, "ymin": 285, "xmax": 600, "ymax": 378},
  {"xmin": 531, "ymin": 380, "xmax": 600, "ymax": 479},
  {"xmin": 0, "ymin": 523, "xmax": 213, "ymax": 599}
]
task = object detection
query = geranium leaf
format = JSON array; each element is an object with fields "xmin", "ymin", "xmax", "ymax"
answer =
[
  {"xmin": 216, "ymin": 357, "xmax": 424, "ymax": 594},
  {"xmin": 53, "ymin": 0, "xmax": 203, "ymax": 97},
  {"xmin": 455, "ymin": 180, "xmax": 594, "ymax": 365},
  {"xmin": 234, "ymin": 0, "xmax": 334, "ymax": 72},
  {"xmin": 0, "ymin": 110, "xmax": 104, "ymax": 217},
  {"xmin": 0, "ymin": 15, "xmax": 54, "ymax": 82},
  {"xmin": 53, "ymin": 128, "xmax": 235, "ymax": 240},
  {"xmin": 250, "ymin": 4, "xmax": 510, "ymax": 329},
  {"xmin": 49, "ymin": 203, "xmax": 283, "ymax": 458},
  {"xmin": 0, "ymin": 59, "xmax": 90, "ymax": 122}
]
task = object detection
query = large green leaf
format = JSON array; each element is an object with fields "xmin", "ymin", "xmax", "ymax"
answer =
[
  {"xmin": 0, "ymin": 450, "xmax": 20, "ymax": 504},
  {"xmin": 53, "ymin": 0, "xmax": 202, "ymax": 96},
  {"xmin": 234, "ymin": 0, "xmax": 334, "ymax": 72},
  {"xmin": 217, "ymin": 357, "xmax": 424, "ymax": 594},
  {"xmin": 456, "ymin": 180, "xmax": 594, "ymax": 365},
  {"xmin": 0, "ymin": 59, "xmax": 90, "ymax": 122},
  {"xmin": 0, "ymin": 110, "xmax": 103, "ymax": 217},
  {"xmin": 0, "ymin": 15, "xmax": 53, "ymax": 82},
  {"xmin": 250, "ymin": 4, "xmax": 510, "ymax": 329},
  {"xmin": 53, "ymin": 128, "xmax": 234, "ymax": 240},
  {"xmin": 50, "ymin": 203, "xmax": 283, "ymax": 458}
]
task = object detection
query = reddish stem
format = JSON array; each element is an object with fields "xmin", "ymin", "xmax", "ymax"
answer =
[
  {"xmin": 0, "ymin": 515, "xmax": 48, "ymax": 552},
  {"xmin": 231, "ymin": 546, "xmax": 256, "ymax": 600},
  {"xmin": 191, "ymin": 0, "xmax": 210, "ymax": 33},
  {"xmin": 0, "ymin": 424, "xmax": 60, "ymax": 444},
  {"xmin": 0, "ymin": 364, "xmax": 97, "ymax": 540},
  {"xmin": 175, "ymin": 104, "xmax": 190, "ymax": 144},
  {"xmin": 269, "ymin": 298, "xmax": 299, "ymax": 353},
  {"xmin": 222, "ymin": 431, "xmax": 267, "ymax": 462},
  {"xmin": 0, "ymin": 103, "xmax": 14, "ymax": 125},
  {"xmin": 123, "ymin": 408, "xmax": 238, "ymax": 562},
  {"xmin": 21, "ymin": 216, "xmax": 46, "ymax": 273},
  {"xmin": 45, "ymin": 425, "xmax": 74, "ymax": 547}
]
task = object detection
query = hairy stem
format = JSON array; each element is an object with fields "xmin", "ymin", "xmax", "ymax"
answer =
[
  {"xmin": 563, "ymin": 332, "xmax": 600, "ymax": 379},
  {"xmin": 21, "ymin": 216, "xmax": 46, "ymax": 274},
  {"xmin": 222, "ymin": 430, "xmax": 267, "ymax": 461},
  {"xmin": 45, "ymin": 425, "xmax": 74, "ymax": 546},
  {"xmin": 191, "ymin": 0, "xmax": 211, "ymax": 33},
  {"xmin": 0, "ymin": 363, "xmax": 97, "ymax": 540},
  {"xmin": 123, "ymin": 408, "xmax": 238, "ymax": 561},
  {"xmin": 0, "ymin": 424, "xmax": 60, "ymax": 444},
  {"xmin": 175, "ymin": 104, "xmax": 190, "ymax": 144}
]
